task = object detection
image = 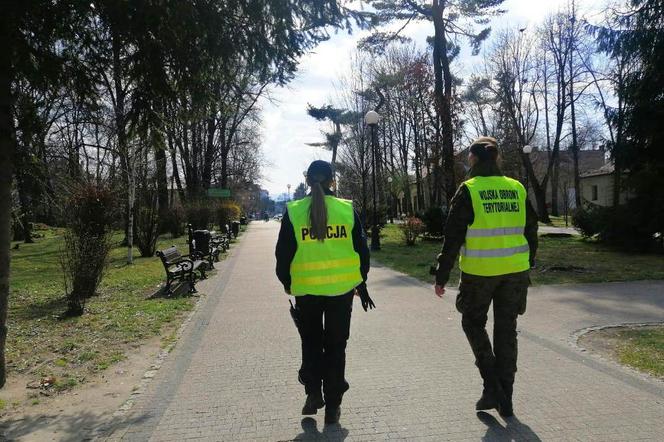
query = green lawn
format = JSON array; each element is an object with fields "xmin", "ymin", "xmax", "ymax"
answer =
[
  {"xmin": 373, "ymin": 224, "xmax": 664, "ymax": 286},
  {"xmin": 5, "ymin": 226, "xmax": 220, "ymax": 396},
  {"xmin": 616, "ymin": 326, "xmax": 664, "ymax": 377}
]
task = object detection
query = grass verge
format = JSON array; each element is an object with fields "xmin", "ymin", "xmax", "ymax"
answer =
[
  {"xmin": 579, "ymin": 325, "xmax": 664, "ymax": 378},
  {"xmin": 616, "ymin": 326, "xmax": 664, "ymax": 377},
  {"xmin": 373, "ymin": 224, "xmax": 664, "ymax": 286},
  {"xmin": 4, "ymin": 225, "xmax": 231, "ymax": 401}
]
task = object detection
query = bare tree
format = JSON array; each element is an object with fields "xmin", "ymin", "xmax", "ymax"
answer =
[
  {"xmin": 486, "ymin": 30, "xmax": 552, "ymax": 222},
  {"xmin": 362, "ymin": 0, "xmax": 507, "ymax": 203}
]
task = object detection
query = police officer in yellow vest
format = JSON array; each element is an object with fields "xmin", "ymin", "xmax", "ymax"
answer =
[
  {"xmin": 434, "ymin": 137, "xmax": 538, "ymax": 417},
  {"xmin": 275, "ymin": 160, "xmax": 373, "ymax": 425}
]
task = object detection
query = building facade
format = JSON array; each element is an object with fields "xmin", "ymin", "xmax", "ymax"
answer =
[{"xmin": 579, "ymin": 163, "xmax": 632, "ymax": 207}]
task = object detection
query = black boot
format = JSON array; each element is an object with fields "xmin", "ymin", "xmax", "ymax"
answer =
[
  {"xmin": 498, "ymin": 381, "xmax": 514, "ymax": 417},
  {"xmin": 477, "ymin": 366, "xmax": 504, "ymax": 411},
  {"xmin": 324, "ymin": 406, "xmax": 341, "ymax": 424},
  {"xmin": 475, "ymin": 386, "xmax": 499, "ymax": 411},
  {"xmin": 302, "ymin": 392, "xmax": 325, "ymax": 415}
]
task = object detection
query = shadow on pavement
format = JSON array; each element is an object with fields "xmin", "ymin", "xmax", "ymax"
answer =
[
  {"xmin": 536, "ymin": 282, "xmax": 664, "ymax": 324},
  {"xmin": 477, "ymin": 411, "xmax": 541, "ymax": 441},
  {"xmin": 291, "ymin": 417, "xmax": 349, "ymax": 441},
  {"xmin": 0, "ymin": 411, "xmax": 150, "ymax": 442}
]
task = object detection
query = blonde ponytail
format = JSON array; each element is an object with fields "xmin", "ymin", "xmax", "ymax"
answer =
[{"xmin": 309, "ymin": 181, "xmax": 328, "ymax": 242}]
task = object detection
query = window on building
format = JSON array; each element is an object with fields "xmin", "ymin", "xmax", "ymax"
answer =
[{"xmin": 591, "ymin": 185, "xmax": 598, "ymax": 201}]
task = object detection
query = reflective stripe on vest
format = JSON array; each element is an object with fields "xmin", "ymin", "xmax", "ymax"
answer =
[
  {"xmin": 460, "ymin": 244, "xmax": 530, "ymax": 258},
  {"xmin": 291, "ymin": 257, "xmax": 360, "ymax": 273},
  {"xmin": 287, "ymin": 196, "xmax": 363, "ymax": 296},
  {"xmin": 459, "ymin": 176, "xmax": 531, "ymax": 277},
  {"xmin": 465, "ymin": 226, "xmax": 524, "ymax": 238}
]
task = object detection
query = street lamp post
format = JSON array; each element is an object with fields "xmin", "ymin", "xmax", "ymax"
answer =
[
  {"xmin": 365, "ymin": 110, "xmax": 381, "ymax": 251},
  {"xmin": 522, "ymin": 144, "xmax": 533, "ymax": 195},
  {"xmin": 387, "ymin": 176, "xmax": 394, "ymax": 224},
  {"xmin": 287, "ymin": 183, "xmax": 291, "ymax": 201}
]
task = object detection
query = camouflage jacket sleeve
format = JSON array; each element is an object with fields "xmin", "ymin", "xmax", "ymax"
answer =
[
  {"xmin": 435, "ymin": 185, "xmax": 473, "ymax": 286},
  {"xmin": 524, "ymin": 198, "xmax": 538, "ymax": 267}
]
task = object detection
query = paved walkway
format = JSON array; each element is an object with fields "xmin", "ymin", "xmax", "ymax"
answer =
[
  {"xmin": 537, "ymin": 225, "xmax": 579, "ymax": 236},
  {"xmin": 104, "ymin": 222, "xmax": 664, "ymax": 441}
]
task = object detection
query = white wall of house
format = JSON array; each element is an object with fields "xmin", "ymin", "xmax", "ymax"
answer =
[{"xmin": 579, "ymin": 174, "xmax": 632, "ymax": 206}]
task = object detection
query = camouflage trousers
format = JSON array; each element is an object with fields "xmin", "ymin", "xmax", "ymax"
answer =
[{"xmin": 456, "ymin": 271, "xmax": 529, "ymax": 390}]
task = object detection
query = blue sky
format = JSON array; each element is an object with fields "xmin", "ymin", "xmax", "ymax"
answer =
[{"xmin": 259, "ymin": 0, "xmax": 610, "ymax": 197}]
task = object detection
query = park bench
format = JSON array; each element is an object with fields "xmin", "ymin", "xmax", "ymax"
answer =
[
  {"xmin": 156, "ymin": 246, "xmax": 207, "ymax": 296},
  {"xmin": 231, "ymin": 220, "xmax": 241, "ymax": 238},
  {"xmin": 188, "ymin": 225, "xmax": 222, "ymax": 270},
  {"xmin": 220, "ymin": 223, "xmax": 233, "ymax": 242},
  {"xmin": 210, "ymin": 230, "xmax": 229, "ymax": 253}
]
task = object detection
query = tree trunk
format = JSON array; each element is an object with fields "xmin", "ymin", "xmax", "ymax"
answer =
[
  {"xmin": 192, "ymin": 122, "xmax": 201, "ymax": 197},
  {"xmin": 432, "ymin": 0, "xmax": 456, "ymax": 203},
  {"xmin": 202, "ymin": 114, "xmax": 216, "ymax": 190},
  {"xmin": 219, "ymin": 119, "xmax": 229, "ymax": 188},
  {"xmin": 155, "ymin": 144, "xmax": 169, "ymax": 213},
  {"xmin": 568, "ymin": 8, "xmax": 581, "ymax": 208},
  {"xmin": 167, "ymin": 133, "xmax": 185, "ymax": 204},
  {"xmin": 569, "ymin": 58, "xmax": 581, "ymax": 208},
  {"xmin": 38, "ymin": 133, "xmax": 56, "ymax": 224},
  {"xmin": 613, "ymin": 65, "xmax": 625, "ymax": 207},
  {"xmin": 13, "ymin": 150, "xmax": 33, "ymax": 242},
  {"xmin": 111, "ymin": 29, "xmax": 133, "ymax": 262},
  {"xmin": 521, "ymin": 152, "xmax": 551, "ymax": 222},
  {"xmin": 127, "ymin": 164, "xmax": 135, "ymax": 264},
  {"xmin": 155, "ymin": 103, "xmax": 169, "ymax": 218},
  {"xmin": 612, "ymin": 164, "xmax": 621, "ymax": 206},
  {"xmin": 0, "ymin": 11, "xmax": 14, "ymax": 387},
  {"xmin": 220, "ymin": 149, "xmax": 229, "ymax": 189},
  {"xmin": 543, "ymin": 56, "xmax": 558, "ymax": 216},
  {"xmin": 551, "ymin": 154, "xmax": 560, "ymax": 216},
  {"xmin": 412, "ymin": 118, "xmax": 424, "ymax": 211}
]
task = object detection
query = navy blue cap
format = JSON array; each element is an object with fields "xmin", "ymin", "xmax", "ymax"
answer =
[{"xmin": 306, "ymin": 160, "xmax": 334, "ymax": 183}]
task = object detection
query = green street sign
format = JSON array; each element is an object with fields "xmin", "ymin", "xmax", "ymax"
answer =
[{"xmin": 207, "ymin": 188, "xmax": 231, "ymax": 198}]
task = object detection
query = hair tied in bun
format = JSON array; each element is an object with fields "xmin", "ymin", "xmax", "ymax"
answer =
[{"xmin": 470, "ymin": 136, "xmax": 499, "ymax": 162}]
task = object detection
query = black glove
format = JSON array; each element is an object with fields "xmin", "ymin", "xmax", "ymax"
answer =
[
  {"xmin": 430, "ymin": 264, "xmax": 448, "ymax": 287},
  {"xmin": 356, "ymin": 282, "xmax": 376, "ymax": 312},
  {"xmin": 289, "ymin": 299, "xmax": 301, "ymax": 330}
]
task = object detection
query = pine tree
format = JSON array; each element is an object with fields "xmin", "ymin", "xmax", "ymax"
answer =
[{"xmin": 361, "ymin": 0, "xmax": 507, "ymax": 202}]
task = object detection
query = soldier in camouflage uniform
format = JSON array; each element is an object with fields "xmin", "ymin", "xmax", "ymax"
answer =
[{"xmin": 434, "ymin": 137, "xmax": 538, "ymax": 417}]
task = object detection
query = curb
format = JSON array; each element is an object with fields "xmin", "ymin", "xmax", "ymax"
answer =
[{"xmin": 570, "ymin": 321, "xmax": 664, "ymax": 386}]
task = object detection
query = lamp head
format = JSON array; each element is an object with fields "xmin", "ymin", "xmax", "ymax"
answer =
[{"xmin": 364, "ymin": 110, "xmax": 380, "ymax": 125}]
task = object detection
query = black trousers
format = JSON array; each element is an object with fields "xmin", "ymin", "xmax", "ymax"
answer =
[{"xmin": 295, "ymin": 291, "xmax": 354, "ymax": 408}]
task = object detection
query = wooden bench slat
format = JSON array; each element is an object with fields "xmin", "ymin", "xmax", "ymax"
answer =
[{"xmin": 157, "ymin": 245, "xmax": 207, "ymax": 296}]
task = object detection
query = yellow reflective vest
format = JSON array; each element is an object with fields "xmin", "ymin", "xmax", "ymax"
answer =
[
  {"xmin": 287, "ymin": 196, "xmax": 363, "ymax": 296},
  {"xmin": 459, "ymin": 176, "xmax": 531, "ymax": 276}
]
